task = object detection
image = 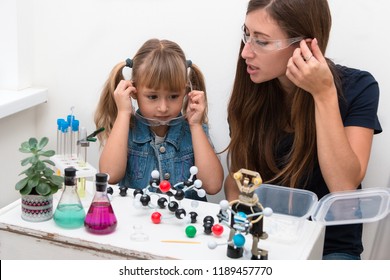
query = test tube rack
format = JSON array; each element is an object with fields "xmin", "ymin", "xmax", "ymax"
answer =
[{"xmin": 51, "ymin": 155, "xmax": 97, "ymax": 178}]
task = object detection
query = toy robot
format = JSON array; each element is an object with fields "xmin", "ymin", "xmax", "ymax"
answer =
[{"xmin": 216, "ymin": 169, "xmax": 272, "ymax": 259}]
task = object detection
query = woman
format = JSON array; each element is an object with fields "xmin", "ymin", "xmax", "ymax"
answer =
[{"xmin": 224, "ymin": 0, "xmax": 382, "ymax": 259}]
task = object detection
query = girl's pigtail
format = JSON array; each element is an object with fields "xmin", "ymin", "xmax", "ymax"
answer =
[{"xmin": 94, "ymin": 61, "xmax": 126, "ymax": 144}]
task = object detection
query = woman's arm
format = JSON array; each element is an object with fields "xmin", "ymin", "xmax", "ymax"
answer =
[
  {"xmin": 287, "ymin": 39, "xmax": 374, "ymax": 192},
  {"xmin": 224, "ymin": 173, "xmax": 240, "ymax": 201},
  {"xmin": 313, "ymin": 95, "xmax": 373, "ymax": 192}
]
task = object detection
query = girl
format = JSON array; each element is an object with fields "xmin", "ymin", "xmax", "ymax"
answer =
[{"xmin": 95, "ymin": 39, "xmax": 223, "ymax": 201}]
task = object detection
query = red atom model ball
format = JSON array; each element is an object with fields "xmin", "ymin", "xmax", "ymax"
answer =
[
  {"xmin": 151, "ymin": 212, "xmax": 162, "ymax": 224},
  {"xmin": 159, "ymin": 180, "xmax": 171, "ymax": 193},
  {"xmin": 212, "ymin": 224, "xmax": 224, "ymax": 236}
]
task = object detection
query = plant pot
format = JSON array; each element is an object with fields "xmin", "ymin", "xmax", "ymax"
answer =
[{"xmin": 21, "ymin": 194, "xmax": 53, "ymax": 222}]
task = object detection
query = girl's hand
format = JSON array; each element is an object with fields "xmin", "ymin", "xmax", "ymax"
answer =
[
  {"xmin": 113, "ymin": 80, "xmax": 137, "ymax": 115},
  {"xmin": 186, "ymin": 90, "xmax": 206, "ymax": 125},
  {"xmin": 286, "ymin": 38, "xmax": 336, "ymax": 101}
]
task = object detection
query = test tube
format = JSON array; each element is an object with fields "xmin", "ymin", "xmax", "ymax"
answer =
[
  {"xmin": 77, "ymin": 127, "xmax": 89, "ymax": 198},
  {"xmin": 71, "ymin": 119, "xmax": 79, "ymax": 160},
  {"xmin": 56, "ymin": 119, "xmax": 65, "ymax": 157},
  {"xmin": 67, "ymin": 115, "xmax": 75, "ymax": 160},
  {"xmin": 61, "ymin": 120, "xmax": 69, "ymax": 159},
  {"xmin": 78, "ymin": 127, "xmax": 89, "ymax": 167},
  {"xmin": 67, "ymin": 114, "xmax": 74, "ymax": 127}
]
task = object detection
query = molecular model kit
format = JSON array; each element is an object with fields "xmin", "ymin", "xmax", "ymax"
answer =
[
  {"xmin": 112, "ymin": 166, "xmax": 273, "ymax": 260},
  {"xmin": 108, "ymin": 166, "xmax": 227, "ymax": 240}
]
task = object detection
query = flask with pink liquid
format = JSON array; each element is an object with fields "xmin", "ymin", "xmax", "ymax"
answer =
[{"xmin": 84, "ymin": 173, "xmax": 117, "ymax": 234}]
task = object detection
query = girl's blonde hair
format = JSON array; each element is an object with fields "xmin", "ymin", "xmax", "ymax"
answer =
[{"xmin": 94, "ymin": 39, "xmax": 208, "ymax": 144}]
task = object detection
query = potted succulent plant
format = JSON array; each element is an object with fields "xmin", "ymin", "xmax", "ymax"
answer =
[{"xmin": 15, "ymin": 137, "xmax": 63, "ymax": 222}]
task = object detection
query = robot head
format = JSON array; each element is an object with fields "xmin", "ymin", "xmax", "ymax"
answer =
[{"xmin": 233, "ymin": 169, "xmax": 263, "ymax": 196}]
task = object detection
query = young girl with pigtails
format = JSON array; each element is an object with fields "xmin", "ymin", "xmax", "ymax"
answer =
[{"xmin": 94, "ymin": 38, "xmax": 223, "ymax": 201}]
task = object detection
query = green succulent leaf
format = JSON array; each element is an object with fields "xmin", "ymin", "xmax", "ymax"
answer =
[
  {"xmin": 24, "ymin": 168, "xmax": 35, "ymax": 177},
  {"xmin": 19, "ymin": 145, "xmax": 31, "ymax": 153},
  {"xmin": 19, "ymin": 184, "xmax": 33, "ymax": 195},
  {"xmin": 43, "ymin": 168, "xmax": 55, "ymax": 177},
  {"xmin": 27, "ymin": 177, "xmax": 39, "ymax": 189},
  {"xmin": 28, "ymin": 138, "xmax": 38, "ymax": 148},
  {"xmin": 21, "ymin": 141, "xmax": 30, "ymax": 148},
  {"xmin": 36, "ymin": 182, "xmax": 51, "ymax": 196},
  {"xmin": 30, "ymin": 156, "xmax": 39, "ymax": 165},
  {"xmin": 39, "ymin": 150, "xmax": 55, "ymax": 157},
  {"xmin": 42, "ymin": 159, "xmax": 55, "ymax": 166},
  {"xmin": 21, "ymin": 156, "xmax": 33, "ymax": 166},
  {"xmin": 49, "ymin": 184, "xmax": 60, "ymax": 194},
  {"xmin": 18, "ymin": 170, "xmax": 27, "ymax": 176},
  {"xmin": 38, "ymin": 137, "xmax": 49, "ymax": 149},
  {"xmin": 35, "ymin": 161, "xmax": 46, "ymax": 171},
  {"xmin": 15, "ymin": 177, "xmax": 29, "ymax": 190},
  {"xmin": 51, "ymin": 175, "xmax": 64, "ymax": 186}
]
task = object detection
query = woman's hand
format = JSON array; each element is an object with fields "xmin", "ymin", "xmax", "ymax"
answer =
[
  {"xmin": 186, "ymin": 90, "xmax": 206, "ymax": 125},
  {"xmin": 286, "ymin": 38, "xmax": 336, "ymax": 101},
  {"xmin": 113, "ymin": 80, "xmax": 137, "ymax": 115}
]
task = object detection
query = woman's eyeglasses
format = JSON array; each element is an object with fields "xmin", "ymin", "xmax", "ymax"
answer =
[{"xmin": 242, "ymin": 25, "xmax": 303, "ymax": 53}]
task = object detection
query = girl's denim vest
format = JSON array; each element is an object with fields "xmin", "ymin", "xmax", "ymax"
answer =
[{"xmin": 119, "ymin": 118, "xmax": 210, "ymax": 201}]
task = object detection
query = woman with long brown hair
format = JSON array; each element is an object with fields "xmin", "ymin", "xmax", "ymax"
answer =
[{"xmin": 225, "ymin": 0, "xmax": 382, "ymax": 259}]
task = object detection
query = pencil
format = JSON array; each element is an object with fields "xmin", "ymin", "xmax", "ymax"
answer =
[{"xmin": 160, "ymin": 240, "xmax": 201, "ymax": 244}]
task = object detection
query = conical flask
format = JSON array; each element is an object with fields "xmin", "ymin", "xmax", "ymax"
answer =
[
  {"xmin": 53, "ymin": 167, "xmax": 86, "ymax": 228},
  {"xmin": 84, "ymin": 173, "xmax": 117, "ymax": 234}
]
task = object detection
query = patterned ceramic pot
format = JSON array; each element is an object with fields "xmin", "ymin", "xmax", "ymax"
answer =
[{"xmin": 21, "ymin": 194, "xmax": 53, "ymax": 222}]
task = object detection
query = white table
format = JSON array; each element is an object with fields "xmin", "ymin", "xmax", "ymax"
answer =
[{"xmin": 0, "ymin": 185, "xmax": 325, "ymax": 260}]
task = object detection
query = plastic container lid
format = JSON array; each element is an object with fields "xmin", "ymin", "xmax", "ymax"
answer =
[
  {"xmin": 255, "ymin": 184, "xmax": 390, "ymax": 226},
  {"xmin": 311, "ymin": 187, "xmax": 390, "ymax": 225}
]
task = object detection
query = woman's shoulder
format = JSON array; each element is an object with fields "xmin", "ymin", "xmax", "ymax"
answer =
[
  {"xmin": 336, "ymin": 65, "xmax": 382, "ymax": 134},
  {"xmin": 336, "ymin": 64, "xmax": 379, "ymax": 103},
  {"xmin": 336, "ymin": 64, "xmax": 378, "ymax": 88}
]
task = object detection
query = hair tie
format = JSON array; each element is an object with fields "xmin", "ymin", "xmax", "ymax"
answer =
[
  {"xmin": 125, "ymin": 58, "xmax": 133, "ymax": 68},
  {"xmin": 186, "ymin": 60, "xmax": 192, "ymax": 68}
]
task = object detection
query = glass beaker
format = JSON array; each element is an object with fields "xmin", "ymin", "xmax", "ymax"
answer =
[
  {"xmin": 84, "ymin": 173, "xmax": 117, "ymax": 234},
  {"xmin": 53, "ymin": 167, "xmax": 86, "ymax": 229}
]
